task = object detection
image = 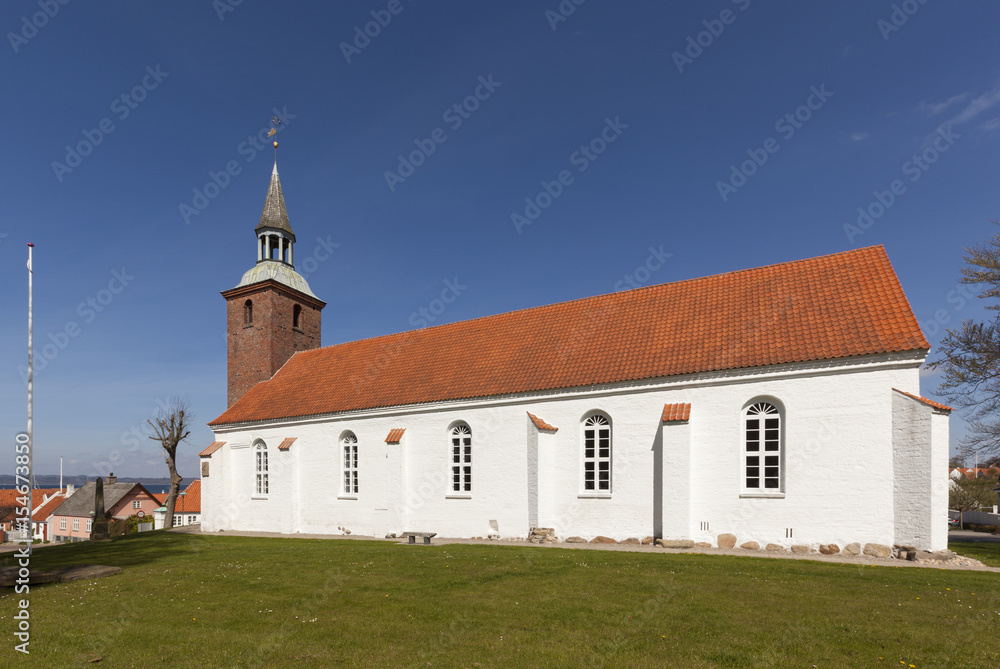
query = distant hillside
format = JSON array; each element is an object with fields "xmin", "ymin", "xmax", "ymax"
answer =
[{"xmin": 0, "ymin": 474, "xmax": 180, "ymax": 489}]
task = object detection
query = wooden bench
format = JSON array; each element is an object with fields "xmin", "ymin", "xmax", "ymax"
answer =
[{"xmin": 402, "ymin": 532, "xmax": 436, "ymax": 545}]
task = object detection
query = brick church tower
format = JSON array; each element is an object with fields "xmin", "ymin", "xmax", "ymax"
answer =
[{"xmin": 222, "ymin": 162, "xmax": 326, "ymax": 407}]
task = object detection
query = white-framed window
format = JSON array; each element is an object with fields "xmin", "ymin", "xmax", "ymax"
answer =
[
  {"xmin": 60, "ymin": 518, "xmax": 66, "ymax": 530},
  {"xmin": 254, "ymin": 440, "xmax": 269, "ymax": 496},
  {"xmin": 450, "ymin": 424, "xmax": 472, "ymax": 493},
  {"xmin": 133, "ymin": 500, "xmax": 141, "ymax": 509},
  {"xmin": 342, "ymin": 433, "xmax": 359, "ymax": 495},
  {"xmin": 583, "ymin": 413, "xmax": 612, "ymax": 492},
  {"xmin": 187, "ymin": 515, "xmax": 197, "ymax": 524},
  {"xmin": 72, "ymin": 519, "xmax": 79, "ymax": 531},
  {"xmin": 86, "ymin": 519, "xmax": 92, "ymax": 532},
  {"xmin": 174, "ymin": 515, "xmax": 182, "ymax": 526},
  {"xmin": 744, "ymin": 401, "xmax": 782, "ymax": 491}
]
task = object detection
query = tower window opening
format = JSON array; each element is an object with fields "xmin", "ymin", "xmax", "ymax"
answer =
[
  {"xmin": 244, "ymin": 299, "xmax": 253, "ymax": 326},
  {"xmin": 293, "ymin": 304, "xmax": 302, "ymax": 330}
]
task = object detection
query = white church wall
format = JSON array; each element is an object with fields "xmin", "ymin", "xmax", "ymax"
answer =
[
  {"xmin": 928, "ymin": 409, "xmax": 950, "ymax": 550},
  {"xmin": 688, "ymin": 364, "xmax": 920, "ymax": 550},
  {"xmin": 204, "ymin": 356, "xmax": 938, "ymax": 549}
]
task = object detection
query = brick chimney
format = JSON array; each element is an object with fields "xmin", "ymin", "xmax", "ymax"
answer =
[{"xmin": 106, "ymin": 473, "xmax": 117, "ymax": 484}]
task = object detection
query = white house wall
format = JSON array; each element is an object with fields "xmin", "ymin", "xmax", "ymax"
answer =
[{"xmin": 203, "ymin": 356, "xmax": 944, "ymax": 550}]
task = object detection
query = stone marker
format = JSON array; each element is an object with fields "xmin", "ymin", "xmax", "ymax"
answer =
[
  {"xmin": 717, "ymin": 533, "xmax": 737, "ymax": 549},
  {"xmin": 90, "ymin": 477, "xmax": 110, "ymax": 542}
]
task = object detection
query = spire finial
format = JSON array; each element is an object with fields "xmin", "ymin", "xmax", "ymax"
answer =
[{"xmin": 268, "ymin": 115, "xmax": 282, "ymax": 165}]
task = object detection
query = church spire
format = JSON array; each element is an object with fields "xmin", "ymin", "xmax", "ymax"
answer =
[
  {"xmin": 254, "ymin": 162, "xmax": 296, "ymax": 266},
  {"xmin": 255, "ymin": 163, "xmax": 295, "ymax": 239}
]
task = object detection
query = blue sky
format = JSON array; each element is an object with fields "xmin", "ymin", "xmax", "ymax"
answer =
[{"xmin": 1, "ymin": 1, "xmax": 998, "ymax": 479}]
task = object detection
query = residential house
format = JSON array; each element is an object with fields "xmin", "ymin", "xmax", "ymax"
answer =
[
  {"xmin": 153, "ymin": 479, "xmax": 202, "ymax": 527},
  {"xmin": 49, "ymin": 476, "xmax": 160, "ymax": 542},
  {"xmin": 0, "ymin": 488, "xmax": 60, "ymax": 542}
]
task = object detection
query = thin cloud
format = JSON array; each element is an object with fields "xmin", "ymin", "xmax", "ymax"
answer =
[
  {"xmin": 943, "ymin": 86, "xmax": 1000, "ymax": 127},
  {"xmin": 919, "ymin": 93, "xmax": 968, "ymax": 116},
  {"xmin": 849, "ymin": 132, "xmax": 869, "ymax": 142},
  {"xmin": 979, "ymin": 117, "xmax": 1000, "ymax": 131}
]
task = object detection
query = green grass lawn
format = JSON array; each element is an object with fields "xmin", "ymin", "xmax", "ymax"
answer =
[
  {"xmin": 949, "ymin": 537, "xmax": 1000, "ymax": 568},
  {"xmin": 1, "ymin": 532, "xmax": 998, "ymax": 668}
]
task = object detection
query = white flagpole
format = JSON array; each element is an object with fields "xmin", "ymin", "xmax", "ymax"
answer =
[{"xmin": 27, "ymin": 243, "xmax": 33, "ymax": 544}]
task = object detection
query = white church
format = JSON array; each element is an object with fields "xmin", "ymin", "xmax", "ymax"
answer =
[{"xmin": 200, "ymin": 163, "xmax": 951, "ymax": 552}]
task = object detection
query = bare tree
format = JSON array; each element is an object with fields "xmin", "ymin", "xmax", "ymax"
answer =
[
  {"xmin": 929, "ymin": 221, "xmax": 1000, "ymax": 462},
  {"xmin": 147, "ymin": 398, "xmax": 191, "ymax": 529},
  {"xmin": 949, "ymin": 472, "xmax": 999, "ymax": 528}
]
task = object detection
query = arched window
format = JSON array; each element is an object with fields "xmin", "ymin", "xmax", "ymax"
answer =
[
  {"xmin": 744, "ymin": 402, "xmax": 782, "ymax": 491},
  {"xmin": 244, "ymin": 299, "xmax": 253, "ymax": 326},
  {"xmin": 583, "ymin": 414, "xmax": 611, "ymax": 492},
  {"xmin": 450, "ymin": 424, "xmax": 472, "ymax": 493},
  {"xmin": 342, "ymin": 433, "xmax": 358, "ymax": 494},
  {"xmin": 293, "ymin": 304, "xmax": 302, "ymax": 330},
  {"xmin": 254, "ymin": 440, "xmax": 268, "ymax": 496}
]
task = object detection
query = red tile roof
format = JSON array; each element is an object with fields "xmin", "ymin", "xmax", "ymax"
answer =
[
  {"xmin": 385, "ymin": 428, "xmax": 406, "ymax": 443},
  {"xmin": 211, "ymin": 246, "xmax": 929, "ymax": 426},
  {"xmin": 152, "ymin": 480, "xmax": 201, "ymax": 513},
  {"xmin": 277, "ymin": 437, "xmax": 297, "ymax": 451},
  {"xmin": 662, "ymin": 403, "xmax": 691, "ymax": 422},
  {"xmin": 893, "ymin": 389, "xmax": 953, "ymax": 413},
  {"xmin": 32, "ymin": 493, "xmax": 67, "ymax": 523},
  {"xmin": 0, "ymin": 489, "xmax": 60, "ymax": 523},
  {"xmin": 527, "ymin": 412, "xmax": 558, "ymax": 431},
  {"xmin": 200, "ymin": 441, "xmax": 226, "ymax": 457}
]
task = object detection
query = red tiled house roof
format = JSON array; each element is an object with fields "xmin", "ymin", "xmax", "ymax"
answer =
[
  {"xmin": 32, "ymin": 494, "xmax": 67, "ymax": 523},
  {"xmin": 0, "ymin": 489, "xmax": 60, "ymax": 524},
  {"xmin": 153, "ymin": 480, "xmax": 201, "ymax": 513},
  {"xmin": 211, "ymin": 246, "xmax": 928, "ymax": 426}
]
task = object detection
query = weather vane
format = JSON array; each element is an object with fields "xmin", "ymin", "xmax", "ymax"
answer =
[{"xmin": 267, "ymin": 115, "xmax": 282, "ymax": 163}]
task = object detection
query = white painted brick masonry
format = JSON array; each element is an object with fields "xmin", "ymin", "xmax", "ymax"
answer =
[{"xmin": 201, "ymin": 354, "xmax": 948, "ymax": 551}]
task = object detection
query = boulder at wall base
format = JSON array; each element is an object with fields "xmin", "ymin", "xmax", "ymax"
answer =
[
  {"xmin": 589, "ymin": 536, "xmax": 618, "ymax": 544},
  {"xmin": 740, "ymin": 541, "xmax": 760, "ymax": 551},
  {"xmin": 641, "ymin": 536, "xmax": 655, "ymax": 545},
  {"xmin": 863, "ymin": 543, "xmax": 892, "ymax": 559},
  {"xmin": 564, "ymin": 536, "xmax": 587, "ymax": 543},
  {"xmin": 658, "ymin": 539, "xmax": 695, "ymax": 549},
  {"xmin": 620, "ymin": 537, "xmax": 641, "ymax": 545},
  {"xmin": 843, "ymin": 542, "xmax": 861, "ymax": 556},
  {"xmin": 694, "ymin": 542, "xmax": 712, "ymax": 549},
  {"xmin": 765, "ymin": 543, "xmax": 786, "ymax": 552},
  {"xmin": 790, "ymin": 545, "xmax": 811, "ymax": 554},
  {"xmin": 819, "ymin": 544, "xmax": 840, "ymax": 555},
  {"xmin": 717, "ymin": 533, "xmax": 737, "ymax": 549}
]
